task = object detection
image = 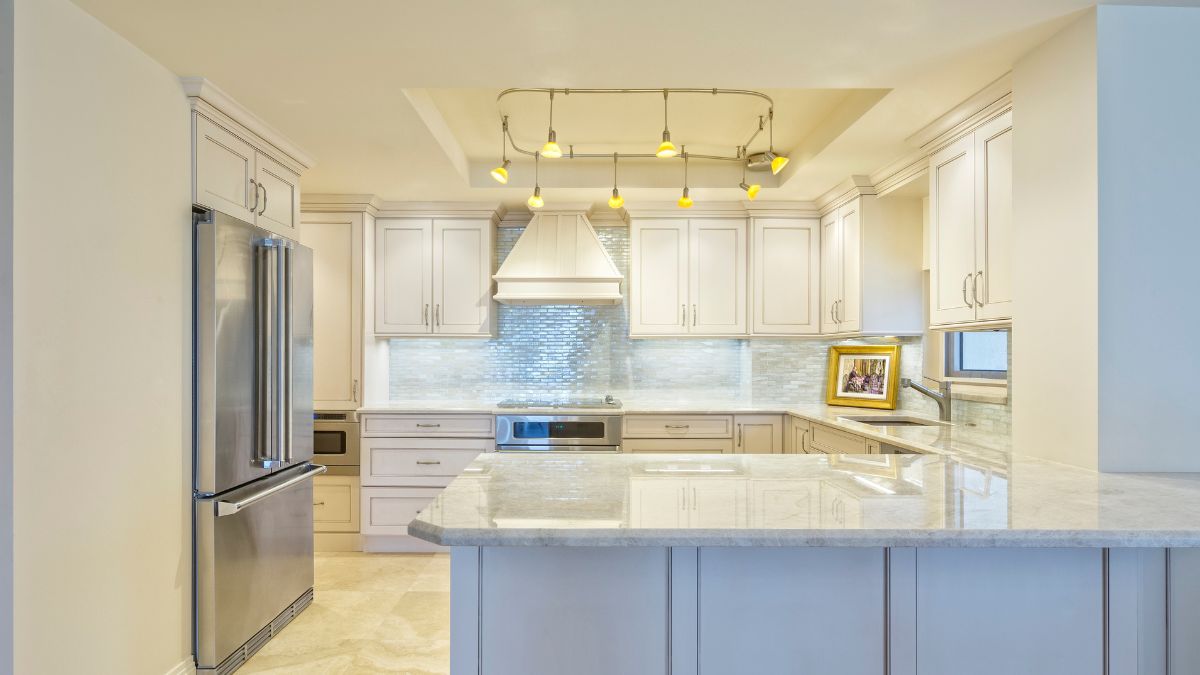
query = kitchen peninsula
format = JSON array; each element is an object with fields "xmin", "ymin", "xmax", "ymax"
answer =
[{"xmin": 410, "ymin": 449, "xmax": 1200, "ymax": 675}]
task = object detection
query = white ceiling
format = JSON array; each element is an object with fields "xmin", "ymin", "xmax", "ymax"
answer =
[{"xmin": 71, "ymin": 0, "xmax": 1112, "ymax": 207}]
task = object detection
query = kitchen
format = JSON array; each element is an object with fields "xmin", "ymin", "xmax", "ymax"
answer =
[{"xmin": 4, "ymin": 1, "xmax": 1200, "ymax": 674}]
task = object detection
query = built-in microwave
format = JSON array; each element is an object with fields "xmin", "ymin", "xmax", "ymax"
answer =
[{"xmin": 312, "ymin": 411, "xmax": 360, "ymax": 470}]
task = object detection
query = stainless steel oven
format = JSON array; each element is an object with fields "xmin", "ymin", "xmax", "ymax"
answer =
[
  {"xmin": 496, "ymin": 414, "xmax": 622, "ymax": 452},
  {"xmin": 312, "ymin": 410, "xmax": 360, "ymax": 471}
]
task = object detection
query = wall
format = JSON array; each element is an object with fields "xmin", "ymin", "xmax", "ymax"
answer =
[
  {"xmin": 0, "ymin": 0, "xmax": 14, "ymax": 668},
  {"xmin": 13, "ymin": 0, "xmax": 192, "ymax": 672},
  {"xmin": 1094, "ymin": 6, "xmax": 1200, "ymax": 472},
  {"xmin": 1011, "ymin": 10, "xmax": 1099, "ymax": 470},
  {"xmin": 390, "ymin": 225, "xmax": 1012, "ymax": 432}
]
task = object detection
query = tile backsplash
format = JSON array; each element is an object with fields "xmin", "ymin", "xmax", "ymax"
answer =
[{"xmin": 388, "ymin": 225, "xmax": 1010, "ymax": 430}]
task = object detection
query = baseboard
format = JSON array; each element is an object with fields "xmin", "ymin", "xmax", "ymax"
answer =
[
  {"xmin": 165, "ymin": 658, "xmax": 196, "ymax": 675},
  {"xmin": 363, "ymin": 534, "xmax": 445, "ymax": 553},
  {"xmin": 315, "ymin": 532, "xmax": 363, "ymax": 552}
]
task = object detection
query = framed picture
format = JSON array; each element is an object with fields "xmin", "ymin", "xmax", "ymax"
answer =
[{"xmin": 825, "ymin": 345, "xmax": 901, "ymax": 410}]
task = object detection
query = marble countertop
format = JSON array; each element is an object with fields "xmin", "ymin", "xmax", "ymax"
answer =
[{"xmin": 408, "ymin": 452, "xmax": 1200, "ymax": 548}]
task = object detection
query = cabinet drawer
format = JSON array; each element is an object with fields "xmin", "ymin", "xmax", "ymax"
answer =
[
  {"xmin": 809, "ymin": 423, "xmax": 870, "ymax": 454},
  {"xmin": 361, "ymin": 414, "xmax": 495, "ymax": 437},
  {"xmin": 623, "ymin": 415, "xmax": 734, "ymax": 439},
  {"xmin": 623, "ymin": 438, "xmax": 733, "ymax": 454},
  {"xmin": 362, "ymin": 437, "xmax": 492, "ymax": 487},
  {"xmin": 313, "ymin": 475, "xmax": 359, "ymax": 533},
  {"xmin": 361, "ymin": 487, "xmax": 441, "ymax": 536}
]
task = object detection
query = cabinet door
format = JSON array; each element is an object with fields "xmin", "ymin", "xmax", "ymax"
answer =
[
  {"xmin": 300, "ymin": 212, "xmax": 362, "ymax": 408},
  {"xmin": 689, "ymin": 219, "xmax": 747, "ymax": 334},
  {"xmin": 734, "ymin": 414, "xmax": 784, "ymax": 454},
  {"xmin": 629, "ymin": 478, "xmax": 688, "ymax": 527},
  {"xmin": 193, "ymin": 114, "xmax": 255, "ymax": 221},
  {"xmin": 688, "ymin": 479, "xmax": 747, "ymax": 528},
  {"xmin": 433, "ymin": 219, "xmax": 491, "ymax": 335},
  {"xmin": 751, "ymin": 480, "xmax": 817, "ymax": 527},
  {"xmin": 630, "ymin": 220, "xmax": 689, "ymax": 335},
  {"xmin": 837, "ymin": 202, "xmax": 863, "ymax": 332},
  {"xmin": 313, "ymin": 475, "xmax": 360, "ymax": 533},
  {"xmin": 255, "ymin": 152, "xmax": 301, "ymax": 236},
  {"xmin": 929, "ymin": 134, "xmax": 978, "ymax": 325},
  {"xmin": 820, "ymin": 211, "xmax": 842, "ymax": 333},
  {"xmin": 975, "ymin": 111, "xmax": 1013, "ymax": 322},
  {"xmin": 752, "ymin": 218, "xmax": 820, "ymax": 334},
  {"xmin": 375, "ymin": 219, "xmax": 433, "ymax": 334}
]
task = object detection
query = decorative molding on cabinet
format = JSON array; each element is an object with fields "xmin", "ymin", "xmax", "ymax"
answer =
[
  {"xmin": 302, "ymin": 193, "xmax": 382, "ymax": 215},
  {"xmin": 907, "ymin": 72, "xmax": 1013, "ymax": 152},
  {"xmin": 815, "ymin": 175, "xmax": 877, "ymax": 215},
  {"xmin": 181, "ymin": 77, "xmax": 314, "ymax": 171},
  {"xmin": 626, "ymin": 201, "xmax": 820, "ymax": 220},
  {"xmin": 375, "ymin": 201, "xmax": 505, "ymax": 221}
]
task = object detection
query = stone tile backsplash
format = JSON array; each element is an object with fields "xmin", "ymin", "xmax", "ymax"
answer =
[{"xmin": 389, "ymin": 225, "xmax": 1010, "ymax": 430}]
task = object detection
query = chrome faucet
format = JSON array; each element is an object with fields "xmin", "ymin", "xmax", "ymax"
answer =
[{"xmin": 901, "ymin": 378, "xmax": 952, "ymax": 422}]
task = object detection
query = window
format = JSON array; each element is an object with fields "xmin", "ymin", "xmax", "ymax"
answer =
[{"xmin": 945, "ymin": 330, "xmax": 1008, "ymax": 379}]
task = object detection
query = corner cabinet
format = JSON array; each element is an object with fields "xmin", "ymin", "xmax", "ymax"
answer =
[
  {"xmin": 629, "ymin": 218, "xmax": 747, "ymax": 336},
  {"xmin": 185, "ymin": 78, "xmax": 311, "ymax": 239},
  {"xmin": 929, "ymin": 109, "xmax": 1013, "ymax": 328},
  {"xmin": 375, "ymin": 217, "xmax": 494, "ymax": 336},
  {"xmin": 300, "ymin": 211, "xmax": 364, "ymax": 409},
  {"xmin": 820, "ymin": 194, "xmax": 924, "ymax": 336}
]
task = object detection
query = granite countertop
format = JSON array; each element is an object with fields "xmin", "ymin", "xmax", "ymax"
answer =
[{"xmin": 407, "ymin": 452, "xmax": 1200, "ymax": 548}]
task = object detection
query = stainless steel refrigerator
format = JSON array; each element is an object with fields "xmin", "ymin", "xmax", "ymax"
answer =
[{"xmin": 192, "ymin": 207, "xmax": 325, "ymax": 674}]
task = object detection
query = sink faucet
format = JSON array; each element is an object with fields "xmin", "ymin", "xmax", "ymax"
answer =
[{"xmin": 900, "ymin": 378, "xmax": 952, "ymax": 422}]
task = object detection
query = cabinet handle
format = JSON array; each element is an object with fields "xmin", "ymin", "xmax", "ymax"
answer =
[
  {"xmin": 423, "ymin": 304, "xmax": 429, "ymax": 326},
  {"xmin": 258, "ymin": 183, "xmax": 268, "ymax": 216},
  {"xmin": 249, "ymin": 178, "xmax": 260, "ymax": 212},
  {"xmin": 962, "ymin": 273, "xmax": 975, "ymax": 308},
  {"xmin": 665, "ymin": 424, "xmax": 690, "ymax": 430},
  {"xmin": 692, "ymin": 304, "xmax": 697, "ymax": 327},
  {"xmin": 416, "ymin": 460, "xmax": 442, "ymax": 465},
  {"xmin": 353, "ymin": 379, "xmax": 359, "ymax": 401},
  {"xmin": 313, "ymin": 501, "xmax": 325, "ymax": 507},
  {"xmin": 836, "ymin": 299, "xmax": 843, "ymax": 323},
  {"xmin": 692, "ymin": 487, "xmax": 697, "ymax": 511},
  {"xmin": 681, "ymin": 486, "xmax": 687, "ymax": 509},
  {"xmin": 737, "ymin": 424, "xmax": 743, "ymax": 448},
  {"xmin": 681, "ymin": 304, "xmax": 687, "ymax": 326},
  {"xmin": 416, "ymin": 423, "xmax": 441, "ymax": 428},
  {"xmin": 800, "ymin": 429, "xmax": 809, "ymax": 454},
  {"xmin": 974, "ymin": 271, "xmax": 983, "ymax": 306},
  {"xmin": 435, "ymin": 304, "xmax": 441, "ymax": 327}
]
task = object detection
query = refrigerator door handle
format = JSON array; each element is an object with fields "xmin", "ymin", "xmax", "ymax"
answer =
[
  {"xmin": 279, "ymin": 242, "xmax": 294, "ymax": 464},
  {"xmin": 213, "ymin": 464, "xmax": 327, "ymax": 517},
  {"xmin": 254, "ymin": 240, "xmax": 278, "ymax": 467}
]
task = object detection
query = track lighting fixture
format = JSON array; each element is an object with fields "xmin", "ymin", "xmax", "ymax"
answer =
[
  {"xmin": 608, "ymin": 153, "xmax": 624, "ymax": 209},
  {"xmin": 739, "ymin": 153, "xmax": 761, "ymax": 200},
  {"xmin": 677, "ymin": 148, "xmax": 693, "ymax": 209},
  {"xmin": 491, "ymin": 117, "xmax": 511, "ymax": 184},
  {"xmin": 527, "ymin": 154, "xmax": 544, "ymax": 209},
  {"xmin": 766, "ymin": 109, "xmax": 789, "ymax": 175},
  {"xmin": 656, "ymin": 90, "xmax": 678, "ymax": 158},
  {"xmin": 541, "ymin": 92, "xmax": 563, "ymax": 158}
]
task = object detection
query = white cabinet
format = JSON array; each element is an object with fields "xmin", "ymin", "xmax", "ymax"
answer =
[
  {"xmin": 300, "ymin": 211, "xmax": 363, "ymax": 409},
  {"xmin": 784, "ymin": 416, "xmax": 812, "ymax": 454},
  {"xmin": 254, "ymin": 152, "xmax": 301, "ymax": 235},
  {"xmin": 734, "ymin": 415, "xmax": 784, "ymax": 454},
  {"xmin": 630, "ymin": 218, "xmax": 746, "ymax": 336},
  {"xmin": 929, "ymin": 109, "xmax": 1013, "ymax": 327},
  {"xmin": 751, "ymin": 218, "xmax": 821, "ymax": 335},
  {"xmin": 375, "ymin": 217, "xmax": 493, "ymax": 336},
  {"xmin": 629, "ymin": 478, "xmax": 747, "ymax": 527},
  {"xmin": 193, "ymin": 114, "xmax": 256, "ymax": 222},
  {"xmin": 313, "ymin": 475, "xmax": 360, "ymax": 533},
  {"xmin": 819, "ymin": 194, "xmax": 924, "ymax": 336}
]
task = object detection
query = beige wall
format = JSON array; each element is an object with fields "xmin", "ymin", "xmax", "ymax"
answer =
[
  {"xmin": 13, "ymin": 0, "xmax": 192, "ymax": 672},
  {"xmin": 1011, "ymin": 11, "xmax": 1099, "ymax": 470},
  {"xmin": 1, "ymin": 0, "xmax": 14, "ymax": 668}
]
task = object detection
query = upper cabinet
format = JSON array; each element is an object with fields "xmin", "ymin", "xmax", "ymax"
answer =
[
  {"xmin": 752, "ymin": 218, "xmax": 821, "ymax": 335},
  {"xmin": 630, "ymin": 218, "xmax": 747, "ymax": 336},
  {"xmin": 375, "ymin": 216, "xmax": 494, "ymax": 337},
  {"xmin": 929, "ymin": 109, "xmax": 1013, "ymax": 327},
  {"xmin": 819, "ymin": 194, "xmax": 924, "ymax": 336},
  {"xmin": 184, "ymin": 79, "xmax": 312, "ymax": 239},
  {"xmin": 300, "ymin": 210, "xmax": 364, "ymax": 409}
]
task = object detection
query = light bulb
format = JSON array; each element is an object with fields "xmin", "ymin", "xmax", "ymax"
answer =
[
  {"xmin": 656, "ymin": 130, "xmax": 677, "ymax": 159},
  {"xmin": 490, "ymin": 160, "xmax": 511, "ymax": 184},
  {"xmin": 541, "ymin": 141, "xmax": 562, "ymax": 159},
  {"xmin": 608, "ymin": 188, "xmax": 624, "ymax": 209},
  {"xmin": 740, "ymin": 182, "xmax": 761, "ymax": 200},
  {"xmin": 527, "ymin": 186, "xmax": 544, "ymax": 209},
  {"xmin": 677, "ymin": 187, "xmax": 693, "ymax": 209},
  {"xmin": 770, "ymin": 154, "xmax": 789, "ymax": 175}
]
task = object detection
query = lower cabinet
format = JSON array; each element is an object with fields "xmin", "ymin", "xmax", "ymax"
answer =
[
  {"xmin": 313, "ymin": 475, "xmax": 360, "ymax": 533},
  {"xmin": 361, "ymin": 486, "xmax": 443, "ymax": 536},
  {"xmin": 809, "ymin": 421, "xmax": 881, "ymax": 454},
  {"xmin": 623, "ymin": 414, "xmax": 783, "ymax": 454},
  {"xmin": 784, "ymin": 416, "xmax": 812, "ymax": 454},
  {"xmin": 624, "ymin": 438, "xmax": 732, "ymax": 454},
  {"xmin": 629, "ymin": 478, "xmax": 748, "ymax": 528},
  {"xmin": 734, "ymin": 414, "xmax": 783, "ymax": 453}
]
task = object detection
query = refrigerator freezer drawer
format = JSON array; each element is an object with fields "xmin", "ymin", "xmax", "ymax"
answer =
[{"xmin": 194, "ymin": 465, "xmax": 319, "ymax": 669}]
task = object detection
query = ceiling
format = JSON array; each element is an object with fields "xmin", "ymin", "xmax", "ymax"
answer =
[{"xmin": 71, "ymin": 0, "xmax": 1112, "ymax": 207}]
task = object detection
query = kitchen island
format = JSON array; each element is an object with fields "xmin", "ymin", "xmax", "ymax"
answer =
[{"xmin": 410, "ymin": 451, "xmax": 1200, "ymax": 675}]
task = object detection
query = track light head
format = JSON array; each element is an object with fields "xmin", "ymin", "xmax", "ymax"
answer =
[
  {"xmin": 527, "ymin": 185, "xmax": 544, "ymax": 209},
  {"xmin": 677, "ymin": 186, "xmax": 693, "ymax": 209},
  {"xmin": 740, "ymin": 182, "xmax": 761, "ymax": 200},
  {"xmin": 490, "ymin": 159, "xmax": 511, "ymax": 184}
]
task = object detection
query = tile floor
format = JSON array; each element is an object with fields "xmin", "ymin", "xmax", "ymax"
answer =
[{"xmin": 241, "ymin": 552, "xmax": 450, "ymax": 675}]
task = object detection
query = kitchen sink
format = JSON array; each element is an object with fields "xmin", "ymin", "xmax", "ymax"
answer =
[{"xmin": 838, "ymin": 415, "xmax": 948, "ymax": 427}]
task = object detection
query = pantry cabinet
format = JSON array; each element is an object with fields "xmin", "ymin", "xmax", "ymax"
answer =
[
  {"xmin": 185, "ymin": 78, "xmax": 310, "ymax": 239},
  {"xmin": 630, "ymin": 218, "xmax": 746, "ymax": 336},
  {"xmin": 374, "ymin": 217, "xmax": 493, "ymax": 336},
  {"xmin": 300, "ymin": 211, "xmax": 363, "ymax": 409},
  {"xmin": 751, "ymin": 218, "xmax": 821, "ymax": 335},
  {"xmin": 929, "ymin": 109, "xmax": 1013, "ymax": 327}
]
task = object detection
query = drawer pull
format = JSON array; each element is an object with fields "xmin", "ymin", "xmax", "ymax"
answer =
[
  {"xmin": 415, "ymin": 423, "xmax": 442, "ymax": 428},
  {"xmin": 416, "ymin": 460, "xmax": 442, "ymax": 465},
  {"xmin": 313, "ymin": 501, "xmax": 325, "ymax": 507},
  {"xmin": 664, "ymin": 424, "xmax": 690, "ymax": 430}
]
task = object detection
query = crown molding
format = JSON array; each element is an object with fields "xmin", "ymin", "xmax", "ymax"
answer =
[
  {"xmin": 870, "ymin": 152, "xmax": 929, "ymax": 198},
  {"xmin": 906, "ymin": 72, "xmax": 1012, "ymax": 153},
  {"xmin": 815, "ymin": 175, "xmax": 877, "ymax": 214},
  {"xmin": 181, "ymin": 77, "xmax": 315, "ymax": 170},
  {"xmin": 301, "ymin": 194, "xmax": 382, "ymax": 215},
  {"xmin": 374, "ymin": 201, "xmax": 506, "ymax": 222}
]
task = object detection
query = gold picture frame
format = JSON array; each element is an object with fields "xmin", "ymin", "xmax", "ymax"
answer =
[{"xmin": 825, "ymin": 344, "xmax": 901, "ymax": 410}]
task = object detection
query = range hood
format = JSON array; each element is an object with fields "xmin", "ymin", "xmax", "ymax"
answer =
[{"xmin": 493, "ymin": 207, "xmax": 623, "ymax": 305}]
